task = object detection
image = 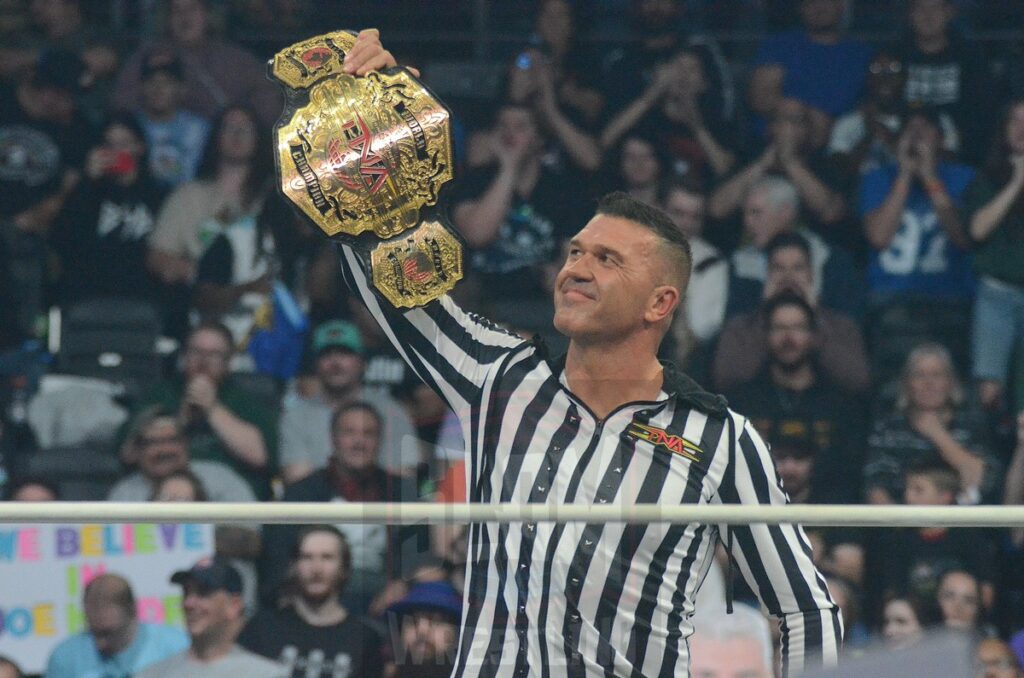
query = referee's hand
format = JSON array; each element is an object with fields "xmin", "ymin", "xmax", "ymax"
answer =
[{"xmin": 343, "ymin": 28, "xmax": 421, "ymax": 78}]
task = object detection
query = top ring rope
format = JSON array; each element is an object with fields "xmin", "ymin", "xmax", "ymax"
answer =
[{"xmin": 1, "ymin": 502, "xmax": 1023, "ymax": 527}]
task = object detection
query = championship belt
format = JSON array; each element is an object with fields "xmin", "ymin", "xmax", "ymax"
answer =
[{"xmin": 269, "ymin": 30, "xmax": 463, "ymax": 307}]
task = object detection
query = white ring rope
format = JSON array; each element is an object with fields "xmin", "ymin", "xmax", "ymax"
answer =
[{"xmin": 0, "ymin": 502, "xmax": 1023, "ymax": 527}]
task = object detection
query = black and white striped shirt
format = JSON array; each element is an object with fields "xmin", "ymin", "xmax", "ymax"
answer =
[{"xmin": 338, "ymin": 244, "xmax": 841, "ymax": 677}]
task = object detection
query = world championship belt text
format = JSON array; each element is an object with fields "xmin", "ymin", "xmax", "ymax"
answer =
[{"xmin": 269, "ymin": 30, "xmax": 463, "ymax": 307}]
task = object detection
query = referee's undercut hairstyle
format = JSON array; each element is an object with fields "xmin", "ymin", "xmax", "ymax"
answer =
[{"xmin": 596, "ymin": 191, "xmax": 692, "ymax": 292}]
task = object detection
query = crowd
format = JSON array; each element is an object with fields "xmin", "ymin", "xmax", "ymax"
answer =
[{"xmin": 2, "ymin": 0, "xmax": 1024, "ymax": 675}]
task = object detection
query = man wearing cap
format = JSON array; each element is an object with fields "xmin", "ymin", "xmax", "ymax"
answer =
[
  {"xmin": 385, "ymin": 581, "xmax": 462, "ymax": 678},
  {"xmin": 138, "ymin": 557, "xmax": 286, "ymax": 678},
  {"xmin": 0, "ymin": 48, "xmax": 94, "ymax": 337},
  {"xmin": 279, "ymin": 319, "xmax": 418, "ymax": 484},
  {"xmin": 135, "ymin": 49, "xmax": 209, "ymax": 189}
]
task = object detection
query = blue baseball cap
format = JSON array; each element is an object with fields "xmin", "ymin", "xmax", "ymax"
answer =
[{"xmin": 387, "ymin": 581, "xmax": 463, "ymax": 621}]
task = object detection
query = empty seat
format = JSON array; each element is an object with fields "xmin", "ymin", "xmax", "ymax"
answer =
[
  {"xmin": 56, "ymin": 297, "xmax": 163, "ymax": 399},
  {"xmin": 16, "ymin": 445, "xmax": 122, "ymax": 500}
]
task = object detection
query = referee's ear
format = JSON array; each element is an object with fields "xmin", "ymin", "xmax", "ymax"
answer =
[{"xmin": 645, "ymin": 284, "xmax": 680, "ymax": 326}]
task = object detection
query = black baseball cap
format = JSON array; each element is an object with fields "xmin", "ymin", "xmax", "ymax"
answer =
[{"xmin": 170, "ymin": 556, "xmax": 243, "ymax": 594}]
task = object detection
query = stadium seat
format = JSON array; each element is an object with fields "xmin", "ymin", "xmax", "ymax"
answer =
[
  {"xmin": 15, "ymin": 445, "xmax": 122, "ymax": 500},
  {"xmin": 55, "ymin": 297, "xmax": 164, "ymax": 399}
]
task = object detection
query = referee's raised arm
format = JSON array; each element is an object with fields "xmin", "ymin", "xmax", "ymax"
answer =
[{"xmin": 716, "ymin": 414, "xmax": 844, "ymax": 675}]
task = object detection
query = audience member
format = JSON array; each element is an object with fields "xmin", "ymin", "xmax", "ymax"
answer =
[
  {"xmin": 963, "ymin": 99, "xmax": 1024, "ymax": 411},
  {"xmin": 829, "ymin": 50, "xmax": 959, "ymax": 181},
  {"xmin": 45, "ymin": 573, "xmax": 188, "ymax": 677},
  {"xmin": 709, "ymin": 99, "xmax": 847, "ymax": 240},
  {"xmin": 521, "ymin": 0, "xmax": 604, "ymax": 129},
  {"xmin": 3, "ymin": 476, "xmax": 58, "ymax": 501},
  {"xmin": 137, "ymin": 558, "xmax": 286, "ymax": 677},
  {"xmin": 151, "ymin": 468, "xmax": 208, "ymax": 501},
  {"xmin": 601, "ymin": 47, "xmax": 735, "ymax": 183},
  {"xmin": 660, "ymin": 180, "xmax": 728, "ymax": 366},
  {"xmin": 240, "ymin": 526, "xmax": 383, "ymax": 677},
  {"xmin": 0, "ymin": 656, "xmax": 22, "ymax": 678},
  {"xmin": 452, "ymin": 102, "xmax": 589, "ymax": 312},
  {"xmin": 861, "ymin": 107, "xmax": 974, "ymax": 306},
  {"xmin": 262, "ymin": 402, "xmax": 427, "ymax": 615},
  {"xmin": 344, "ymin": 297, "xmax": 448, "ymax": 466},
  {"xmin": 112, "ymin": 0, "xmax": 280, "ymax": 125},
  {"xmin": 112, "ymin": 406, "xmax": 254, "ymax": 502},
  {"xmin": 864, "ymin": 343, "xmax": 997, "ymax": 505},
  {"xmin": 130, "ymin": 323, "xmax": 277, "ymax": 499},
  {"xmin": 714, "ymin": 232, "xmax": 870, "ymax": 393},
  {"xmin": 134, "ymin": 50, "xmax": 210, "ymax": 189},
  {"xmin": 146, "ymin": 105, "xmax": 275, "ymax": 341},
  {"xmin": 384, "ymin": 581, "xmax": 462, "ymax": 678},
  {"xmin": 896, "ymin": 0, "xmax": 996, "ymax": 162},
  {"xmin": 279, "ymin": 320, "xmax": 418, "ymax": 484},
  {"xmin": 936, "ymin": 568, "xmax": 984, "ymax": 633},
  {"xmin": 748, "ymin": 0, "xmax": 873, "ymax": 134},
  {"xmin": 181, "ymin": 106, "xmax": 286, "ymax": 347},
  {"xmin": 723, "ymin": 176, "xmax": 861, "ymax": 318},
  {"xmin": 724, "ymin": 292, "xmax": 865, "ymax": 503},
  {"xmin": 609, "ymin": 132, "xmax": 670, "ymax": 207},
  {"xmin": 49, "ymin": 112, "xmax": 165, "ymax": 305},
  {"xmin": 1003, "ymin": 412, "xmax": 1024, "ymax": 547},
  {"xmin": 0, "ymin": 48, "xmax": 93, "ymax": 335},
  {"xmin": 867, "ymin": 461, "xmax": 995, "ymax": 621},
  {"xmin": 975, "ymin": 638, "xmax": 1024, "ymax": 678},
  {"xmin": 687, "ymin": 604, "xmax": 773, "ymax": 678},
  {"xmin": 880, "ymin": 593, "xmax": 936, "ymax": 650},
  {"xmin": 496, "ymin": 6, "xmax": 602, "ymax": 173},
  {"xmin": 825, "ymin": 574, "xmax": 870, "ymax": 648},
  {"xmin": 599, "ymin": 0, "xmax": 734, "ymax": 123},
  {"xmin": 0, "ymin": 0, "xmax": 117, "ymax": 122}
]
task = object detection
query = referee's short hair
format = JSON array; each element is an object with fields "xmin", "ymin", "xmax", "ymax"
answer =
[{"xmin": 596, "ymin": 191, "xmax": 692, "ymax": 292}]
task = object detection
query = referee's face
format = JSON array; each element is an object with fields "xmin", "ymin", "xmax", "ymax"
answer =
[{"xmin": 554, "ymin": 215, "xmax": 666, "ymax": 343}]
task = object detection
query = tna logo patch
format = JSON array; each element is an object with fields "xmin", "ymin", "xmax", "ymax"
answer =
[{"xmin": 627, "ymin": 423, "xmax": 702, "ymax": 462}]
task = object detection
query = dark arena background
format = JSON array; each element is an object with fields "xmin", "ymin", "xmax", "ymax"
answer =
[{"xmin": 2, "ymin": 1, "xmax": 1024, "ymax": 676}]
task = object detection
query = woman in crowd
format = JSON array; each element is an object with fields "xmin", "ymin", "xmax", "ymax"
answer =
[
  {"xmin": 466, "ymin": 0, "xmax": 604, "ymax": 174},
  {"xmin": 881, "ymin": 593, "xmax": 936, "ymax": 650},
  {"xmin": 963, "ymin": 98, "xmax": 1024, "ymax": 411},
  {"xmin": 609, "ymin": 131, "xmax": 671, "ymax": 207},
  {"xmin": 50, "ymin": 112, "xmax": 166, "ymax": 306},
  {"xmin": 864, "ymin": 343, "xmax": 999, "ymax": 505},
  {"xmin": 146, "ymin": 104, "xmax": 293, "ymax": 351},
  {"xmin": 601, "ymin": 47, "xmax": 734, "ymax": 184}
]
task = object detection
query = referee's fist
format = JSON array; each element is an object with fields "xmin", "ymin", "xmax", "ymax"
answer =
[{"xmin": 343, "ymin": 28, "xmax": 421, "ymax": 78}]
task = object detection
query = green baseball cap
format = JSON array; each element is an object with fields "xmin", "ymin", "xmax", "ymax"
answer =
[{"xmin": 312, "ymin": 320, "xmax": 363, "ymax": 356}]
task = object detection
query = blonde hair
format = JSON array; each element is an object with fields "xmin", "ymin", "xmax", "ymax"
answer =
[{"xmin": 896, "ymin": 342, "xmax": 963, "ymax": 412}]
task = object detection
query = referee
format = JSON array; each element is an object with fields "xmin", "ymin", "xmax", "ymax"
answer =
[{"xmin": 341, "ymin": 30, "xmax": 841, "ymax": 678}]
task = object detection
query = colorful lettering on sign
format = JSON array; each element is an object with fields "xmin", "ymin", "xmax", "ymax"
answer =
[
  {"xmin": 0, "ymin": 604, "xmax": 56, "ymax": 638},
  {"xmin": 0, "ymin": 529, "xmax": 40, "ymax": 562},
  {"xmin": 54, "ymin": 524, "xmax": 205, "ymax": 558}
]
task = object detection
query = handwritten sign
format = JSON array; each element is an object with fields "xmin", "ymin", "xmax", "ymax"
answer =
[{"xmin": 0, "ymin": 523, "xmax": 213, "ymax": 674}]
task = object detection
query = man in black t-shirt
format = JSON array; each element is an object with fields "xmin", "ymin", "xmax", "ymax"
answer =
[
  {"xmin": 897, "ymin": 0, "xmax": 996, "ymax": 162},
  {"xmin": 452, "ymin": 102, "xmax": 590, "ymax": 330},
  {"xmin": 724, "ymin": 291, "xmax": 865, "ymax": 504},
  {"xmin": 0, "ymin": 49, "xmax": 94, "ymax": 336},
  {"xmin": 241, "ymin": 526, "xmax": 383, "ymax": 678}
]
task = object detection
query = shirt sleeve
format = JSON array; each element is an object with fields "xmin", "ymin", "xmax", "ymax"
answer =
[
  {"xmin": 336, "ymin": 242, "xmax": 527, "ymax": 413},
  {"xmin": 715, "ymin": 416, "xmax": 843, "ymax": 676}
]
